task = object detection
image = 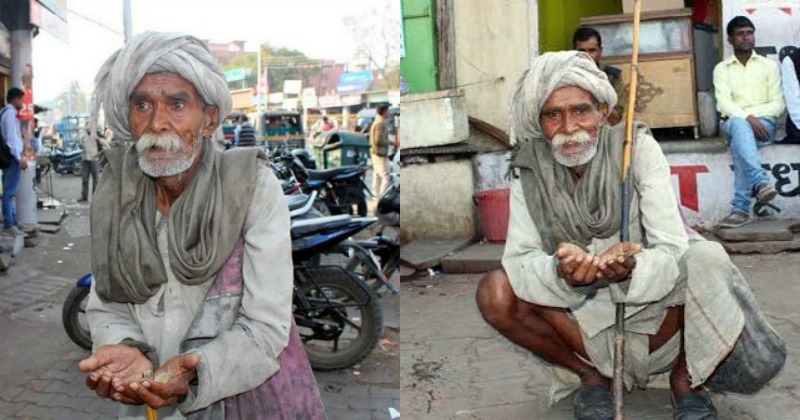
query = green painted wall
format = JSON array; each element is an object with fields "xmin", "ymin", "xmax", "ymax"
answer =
[
  {"xmin": 401, "ymin": 0, "xmax": 438, "ymax": 94},
  {"xmin": 539, "ymin": 0, "xmax": 622, "ymax": 53}
]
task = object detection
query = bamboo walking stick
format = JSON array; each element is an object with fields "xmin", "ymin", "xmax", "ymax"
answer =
[
  {"xmin": 143, "ymin": 371, "xmax": 158, "ymax": 420},
  {"xmin": 614, "ymin": 0, "xmax": 643, "ymax": 418}
]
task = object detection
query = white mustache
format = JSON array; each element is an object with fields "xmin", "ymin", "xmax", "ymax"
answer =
[
  {"xmin": 551, "ymin": 130, "xmax": 592, "ymax": 148},
  {"xmin": 136, "ymin": 133, "xmax": 182, "ymax": 153}
]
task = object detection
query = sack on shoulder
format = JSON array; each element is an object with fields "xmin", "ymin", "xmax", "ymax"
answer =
[
  {"xmin": 0, "ymin": 142, "xmax": 13, "ymax": 169},
  {"xmin": 0, "ymin": 108, "xmax": 14, "ymax": 169}
]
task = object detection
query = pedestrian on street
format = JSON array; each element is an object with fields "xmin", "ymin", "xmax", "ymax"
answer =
[
  {"xmin": 713, "ymin": 16, "xmax": 784, "ymax": 228},
  {"xmin": 475, "ymin": 51, "xmax": 785, "ymax": 420},
  {"xmin": 235, "ymin": 114, "xmax": 256, "ymax": 147},
  {"xmin": 0, "ymin": 87, "xmax": 29, "ymax": 237},
  {"xmin": 321, "ymin": 115, "xmax": 337, "ymax": 132},
  {"xmin": 232, "ymin": 114, "xmax": 242, "ymax": 147},
  {"xmin": 78, "ymin": 32, "xmax": 324, "ymax": 419},
  {"xmin": 369, "ymin": 104, "xmax": 395, "ymax": 197},
  {"xmin": 79, "ymin": 129, "xmax": 108, "ymax": 202}
]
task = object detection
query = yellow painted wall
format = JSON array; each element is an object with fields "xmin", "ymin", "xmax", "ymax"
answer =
[{"xmin": 539, "ymin": 0, "xmax": 622, "ymax": 53}]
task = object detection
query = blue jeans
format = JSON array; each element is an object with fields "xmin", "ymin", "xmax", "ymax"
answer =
[
  {"xmin": 721, "ymin": 117, "xmax": 776, "ymax": 214},
  {"xmin": 2, "ymin": 158, "xmax": 21, "ymax": 228}
]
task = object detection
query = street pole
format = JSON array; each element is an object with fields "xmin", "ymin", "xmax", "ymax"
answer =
[
  {"xmin": 257, "ymin": 46, "xmax": 262, "ymax": 113},
  {"xmin": 123, "ymin": 0, "xmax": 133, "ymax": 43}
]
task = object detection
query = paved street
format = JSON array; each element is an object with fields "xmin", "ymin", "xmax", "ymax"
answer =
[
  {"xmin": 0, "ymin": 173, "xmax": 399, "ymax": 419},
  {"xmin": 401, "ymin": 254, "xmax": 800, "ymax": 419}
]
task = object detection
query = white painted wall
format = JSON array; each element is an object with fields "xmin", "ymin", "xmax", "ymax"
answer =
[
  {"xmin": 474, "ymin": 151, "xmax": 512, "ymax": 192},
  {"xmin": 401, "ymin": 160, "xmax": 477, "ymax": 241},
  {"xmin": 665, "ymin": 144, "xmax": 800, "ymax": 226},
  {"xmin": 721, "ymin": 0, "xmax": 800, "ymax": 61},
  {"xmin": 399, "ymin": 90, "xmax": 470, "ymax": 150}
]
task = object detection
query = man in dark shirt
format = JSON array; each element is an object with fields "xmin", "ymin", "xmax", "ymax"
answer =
[{"xmin": 573, "ymin": 27, "xmax": 624, "ymax": 126}]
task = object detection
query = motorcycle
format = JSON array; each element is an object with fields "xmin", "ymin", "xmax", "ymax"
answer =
[
  {"xmin": 50, "ymin": 147, "xmax": 83, "ymax": 176},
  {"xmin": 63, "ymin": 192, "xmax": 385, "ymax": 371},
  {"xmin": 343, "ymin": 152, "xmax": 401, "ymax": 293},
  {"xmin": 271, "ymin": 146, "xmax": 370, "ymax": 217}
]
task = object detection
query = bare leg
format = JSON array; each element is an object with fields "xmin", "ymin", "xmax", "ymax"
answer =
[{"xmin": 476, "ymin": 270, "xmax": 606, "ymax": 386}]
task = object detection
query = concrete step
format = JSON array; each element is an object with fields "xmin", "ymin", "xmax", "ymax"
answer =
[
  {"xmin": 441, "ymin": 242, "xmax": 504, "ymax": 274},
  {"xmin": 400, "ymin": 238, "xmax": 473, "ymax": 270},
  {"xmin": 705, "ymin": 219, "xmax": 800, "ymax": 254},
  {"xmin": 38, "ymin": 208, "xmax": 66, "ymax": 225},
  {"xmin": 715, "ymin": 219, "xmax": 795, "ymax": 242},
  {"xmin": 38, "ymin": 223, "xmax": 60, "ymax": 234}
]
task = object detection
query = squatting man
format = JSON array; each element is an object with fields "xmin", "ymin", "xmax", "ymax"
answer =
[{"xmin": 476, "ymin": 51, "xmax": 785, "ymax": 420}]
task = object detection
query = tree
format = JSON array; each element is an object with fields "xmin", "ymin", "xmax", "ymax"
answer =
[
  {"xmin": 343, "ymin": 0, "xmax": 401, "ymax": 90},
  {"xmin": 223, "ymin": 45, "xmax": 322, "ymax": 94},
  {"xmin": 53, "ymin": 81, "xmax": 90, "ymax": 116}
]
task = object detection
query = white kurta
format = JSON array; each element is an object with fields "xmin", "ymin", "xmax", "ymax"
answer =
[
  {"xmin": 87, "ymin": 165, "xmax": 293, "ymax": 418},
  {"xmin": 502, "ymin": 133, "xmax": 731, "ymax": 403}
]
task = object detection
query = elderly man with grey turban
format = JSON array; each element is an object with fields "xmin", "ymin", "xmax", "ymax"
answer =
[
  {"xmin": 476, "ymin": 51, "xmax": 784, "ymax": 420},
  {"xmin": 76, "ymin": 32, "xmax": 325, "ymax": 419}
]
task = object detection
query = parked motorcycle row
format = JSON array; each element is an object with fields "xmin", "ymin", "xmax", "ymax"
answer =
[
  {"xmin": 34, "ymin": 139, "xmax": 85, "ymax": 179},
  {"xmin": 62, "ymin": 141, "xmax": 401, "ymax": 372}
]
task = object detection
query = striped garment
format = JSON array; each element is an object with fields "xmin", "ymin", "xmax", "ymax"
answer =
[{"xmin": 237, "ymin": 123, "xmax": 257, "ymax": 147}]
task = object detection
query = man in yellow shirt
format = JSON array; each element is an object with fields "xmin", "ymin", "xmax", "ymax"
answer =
[{"xmin": 713, "ymin": 16, "xmax": 785, "ymax": 228}]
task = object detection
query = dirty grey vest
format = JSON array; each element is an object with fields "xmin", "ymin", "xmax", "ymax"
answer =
[{"xmin": 182, "ymin": 240, "xmax": 326, "ymax": 420}]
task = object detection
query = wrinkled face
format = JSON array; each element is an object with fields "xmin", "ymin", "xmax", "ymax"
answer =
[
  {"xmin": 575, "ymin": 37, "xmax": 602, "ymax": 64},
  {"xmin": 540, "ymin": 86, "xmax": 605, "ymax": 168},
  {"xmin": 729, "ymin": 26, "xmax": 755, "ymax": 54},
  {"xmin": 129, "ymin": 73, "xmax": 218, "ymax": 178}
]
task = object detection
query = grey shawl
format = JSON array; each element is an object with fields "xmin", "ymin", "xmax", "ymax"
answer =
[
  {"xmin": 511, "ymin": 123, "xmax": 647, "ymax": 254},
  {"xmin": 90, "ymin": 137, "xmax": 262, "ymax": 303}
]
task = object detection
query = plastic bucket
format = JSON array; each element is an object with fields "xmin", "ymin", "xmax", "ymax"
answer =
[{"xmin": 474, "ymin": 188, "xmax": 511, "ymax": 243}]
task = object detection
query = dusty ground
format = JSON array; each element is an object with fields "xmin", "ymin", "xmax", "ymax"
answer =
[{"xmin": 401, "ymin": 253, "xmax": 800, "ymax": 419}]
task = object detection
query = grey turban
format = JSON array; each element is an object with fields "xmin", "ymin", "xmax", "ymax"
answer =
[
  {"xmin": 509, "ymin": 50, "xmax": 618, "ymax": 141},
  {"xmin": 91, "ymin": 31, "xmax": 232, "ymax": 142}
]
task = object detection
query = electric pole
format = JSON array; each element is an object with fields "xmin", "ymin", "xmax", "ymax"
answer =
[{"xmin": 123, "ymin": 0, "xmax": 132, "ymax": 43}]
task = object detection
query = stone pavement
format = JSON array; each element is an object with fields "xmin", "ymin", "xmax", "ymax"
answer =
[
  {"xmin": 0, "ymin": 175, "xmax": 399, "ymax": 419},
  {"xmin": 401, "ymin": 253, "xmax": 800, "ymax": 419}
]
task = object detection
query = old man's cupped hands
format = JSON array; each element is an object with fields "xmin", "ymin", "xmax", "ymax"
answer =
[
  {"xmin": 555, "ymin": 242, "xmax": 642, "ymax": 285},
  {"xmin": 79, "ymin": 344, "xmax": 200, "ymax": 409}
]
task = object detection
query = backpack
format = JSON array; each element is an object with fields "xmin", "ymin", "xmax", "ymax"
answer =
[{"xmin": 0, "ymin": 108, "xmax": 15, "ymax": 169}]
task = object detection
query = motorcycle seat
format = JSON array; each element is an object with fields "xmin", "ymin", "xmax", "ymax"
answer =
[
  {"xmin": 291, "ymin": 215, "xmax": 352, "ymax": 237},
  {"xmin": 306, "ymin": 166, "xmax": 362, "ymax": 181}
]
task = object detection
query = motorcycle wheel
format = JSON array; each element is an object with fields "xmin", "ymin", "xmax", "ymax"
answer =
[
  {"xmin": 62, "ymin": 286, "xmax": 93, "ymax": 351},
  {"xmin": 345, "ymin": 247, "xmax": 399, "ymax": 293},
  {"xmin": 313, "ymin": 199, "xmax": 332, "ymax": 217},
  {"xmin": 297, "ymin": 267, "xmax": 383, "ymax": 371},
  {"xmin": 71, "ymin": 160, "xmax": 82, "ymax": 176}
]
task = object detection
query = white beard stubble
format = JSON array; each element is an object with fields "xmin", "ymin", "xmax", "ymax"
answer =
[
  {"xmin": 136, "ymin": 132, "xmax": 202, "ymax": 178},
  {"xmin": 550, "ymin": 130, "xmax": 599, "ymax": 168}
]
